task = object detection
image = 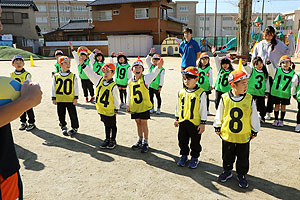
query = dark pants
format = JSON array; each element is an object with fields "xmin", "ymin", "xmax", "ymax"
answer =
[
  {"xmin": 206, "ymin": 91, "xmax": 211, "ymax": 112},
  {"xmin": 266, "ymin": 77, "xmax": 274, "ymax": 113},
  {"xmin": 20, "ymin": 108, "xmax": 35, "ymax": 124},
  {"xmin": 149, "ymin": 87, "xmax": 162, "ymax": 109},
  {"xmin": 215, "ymin": 90, "xmax": 224, "ymax": 110},
  {"xmin": 100, "ymin": 114, "xmax": 117, "ymax": 140},
  {"xmin": 222, "ymin": 140, "xmax": 250, "ymax": 176},
  {"xmin": 119, "ymin": 89, "xmax": 127, "ymax": 104},
  {"xmin": 57, "ymin": 102, "xmax": 79, "ymax": 129},
  {"xmin": 297, "ymin": 102, "xmax": 300, "ymax": 124},
  {"xmin": 81, "ymin": 79, "xmax": 94, "ymax": 97},
  {"xmin": 253, "ymin": 95, "xmax": 266, "ymax": 119},
  {"xmin": 178, "ymin": 120, "xmax": 202, "ymax": 158}
]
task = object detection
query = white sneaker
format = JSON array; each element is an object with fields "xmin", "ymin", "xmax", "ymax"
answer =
[
  {"xmin": 150, "ymin": 109, "xmax": 154, "ymax": 114},
  {"xmin": 121, "ymin": 103, "xmax": 127, "ymax": 109},
  {"xmin": 295, "ymin": 124, "xmax": 300, "ymax": 132},
  {"xmin": 278, "ymin": 120, "xmax": 284, "ymax": 127},
  {"xmin": 266, "ymin": 112, "xmax": 271, "ymax": 120},
  {"xmin": 272, "ymin": 120, "xmax": 279, "ymax": 126},
  {"xmin": 156, "ymin": 109, "xmax": 161, "ymax": 115}
]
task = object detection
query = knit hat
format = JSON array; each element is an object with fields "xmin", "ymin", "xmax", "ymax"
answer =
[
  {"xmin": 101, "ymin": 63, "xmax": 116, "ymax": 72},
  {"xmin": 200, "ymin": 52, "xmax": 209, "ymax": 59},
  {"xmin": 12, "ymin": 55, "xmax": 24, "ymax": 63},
  {"xmin": 181, "ymin": 67, "xmax": 199, "ymax": 77},
  {"xmin": 55, "ymin": 50, "xmax": 63, "ymax": 56},
  {"xmin": 279, "ymin": 55, "xmax": 291, "ymax": 64},
  {"xmin": 228, "ymin": 70, "xmax": 249, "ymax": 86},
  {"xmin": 58, "ymin": 56, "xmax": 70, "ymax": 65}
]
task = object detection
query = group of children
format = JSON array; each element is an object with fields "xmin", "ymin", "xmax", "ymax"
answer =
[{"xmin": 10, "ymin": 43, "xmax": 299, "ymax": 189}]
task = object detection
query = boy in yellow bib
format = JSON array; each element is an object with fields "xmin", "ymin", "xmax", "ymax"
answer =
[
  {"xmin": 11, "ymin": 55, "xmax": 36, "ymax": 131},
  {"xmin": 126, "ymin": 57, "xmax": 164, "ymax": 153},
  {"xmin": 52, "ymin": 56, "xmax": 79, "ymax": 136},
  {"xmin": 174, "ymin": 67, "xmax": 207, "ymax": 169},
  {"xmin": 80, "ymin": 58, "xmax": 120, "ymax": 149},
  {"xmin": 214, "ymin": 70, "xmax": 260, "ymax": 188}
]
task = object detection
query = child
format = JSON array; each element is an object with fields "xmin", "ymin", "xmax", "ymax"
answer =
[
  {"xmin": 89, "ymin": 49, "xmax": 105, "ymax": 76},
  {"xmin": 54, "ymin": 50, "xmax": 64, "ymax": 74},
  {"xmin": 146, "ymin": 48, "xmax": 165, "ymax": 114},
  {"xmin": 174, "ymin": 67, "xmax": 207, "ymax": 169},
  {"xmin": 10, "ymin": 55, "xmax": 36, "ymax": 131},
  {"xmin": 243, "ymin": 56, "xmax": 270, "ymax": 123},
  {"xmin": 268, "ymin": 55, "xmax": 296, "ymax": 127},
  {"xmin": 111, "ymin": 52, "xmax": 132, "ymax": 109},
  {"xmin": 68, "ymin": 41, "xmax": 95, "ymax": 103},
  {"xmin": 212, "ymin": 46, "xmax": 234, "ymax": 110},
  {"xmin": 80, "ymin": 57, "xmax": 120, "ymax": 149},
  {"xmin": 126, "ymin": 57, "xmax": 163, "ymax": 153},
  {"xmin": 291, "ymin": 67, "xmax": 300, "ymax": 132},
  {"xmin": 213, "ymin": 70, "xmax": 260, "ymax": 188},
  {"xmin": 197, "ymin": 52, "xmax": 213, "ymax": 114},
  {"xmin": 52, "ymin": 56, "xmax": 79, "ymax": 136}
]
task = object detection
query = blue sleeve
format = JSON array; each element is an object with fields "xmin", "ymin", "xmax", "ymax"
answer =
[
  {"xmin": 194, "ymin": 40, "xmax": 201, "ymax": 53},
  {"xmin": 179, "ymin": 42, "xmax": 183, "ymax": 54}
]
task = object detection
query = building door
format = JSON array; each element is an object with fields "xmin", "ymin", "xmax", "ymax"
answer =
[{"xmin": 167, "ymin": 46, "xmax": 173, "ymax": 56}]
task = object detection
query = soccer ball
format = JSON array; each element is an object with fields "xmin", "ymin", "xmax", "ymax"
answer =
[{"xmin": 0, "ymin": 76, "xmax": 22, "ymax": 106}]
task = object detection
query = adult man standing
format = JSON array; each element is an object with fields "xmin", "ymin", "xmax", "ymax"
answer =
[
  {"xmin": 179, "ymin": 28, "xmax": 201, "ymax": 70},
  {"xmin": 0, "ymin": 6, "xmax": 42, "ymax": 200}
]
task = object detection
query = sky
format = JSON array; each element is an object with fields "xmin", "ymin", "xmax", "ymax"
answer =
[{"xmin": 184, "ymin": 0, "xmax": 300, "ymax": 14}]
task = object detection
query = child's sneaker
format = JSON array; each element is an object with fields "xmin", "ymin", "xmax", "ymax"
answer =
[
  {"xmin": 188, "ymin": 157, "xmax": 199, "ymax": 169},
  {"xmin": 131, "ymin": 141, "xmax": 142, "ymax": 150},
  {"xmin": 85, "ymin": 97, "xmax": 89, "ymax": 103},
  {"xmin": 61, "ymin": 126, "xmax": 68, "ymax": 136},
  {"xmin": 259, "ymin": 117, "xmax": 265, "ymax": 123},
  {"xmin": 90, "ymin": 97, "xmax": 95, "ymax": 103},
  {"xmin": 177, "ymin": 155, "xmax": 188, "ymax": 167},
  {"xmin": 141, "ymin": 143, "xmax": 149, "ymax": 153},
  {"xmin": 295, "ymin": 124, "xmax": 300, "ymax": 132},
  {"xmin": 156, "ymin": 109, "xmax": 161, "ymax": 115},
  {"xmin": 266, "ymin": 112, "xmax": 271, "ymax": 120},
  {"xmin": 26, "ymin": 123, "xmax": 36, "ymax": 131},
  {"xmin": 67, "ymin": 128, "xmax": 77, "ymax": 137},
  {"xmin": 99, "ymin": 139, "xmax": 110, "ymax": 149},
  {"xmin": 150, "ymin": 108, "xmax": 154, "ymax": 114},
  {"xmin": 107, "ymin": 140, "xmax": 117, "ymax": 149},
  {"xmin": 19, "ymin": 123, "xmax": 27, "ymax": 131},
  {"xmin": 272, "ymin": 120, "xmax": 279, "ymax": 126},
  {"xmin": 237, "ymin": 174, "xmax": 249, "ymax": 188},
  {"xmin": 278, "ymin": 120, "xmax": 284, "ymax": 127},
  {"xmin": 120, "ymin": 102, "xmax": 124, "ymax": 108},
  {"xmin": 218, "ymin": 170, "xmax": 232, "ymax": 183}
]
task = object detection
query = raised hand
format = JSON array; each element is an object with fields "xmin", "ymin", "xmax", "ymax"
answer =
[{"xmin": 157, "ymin": 58, "xmax": 164, "ymax": 69}]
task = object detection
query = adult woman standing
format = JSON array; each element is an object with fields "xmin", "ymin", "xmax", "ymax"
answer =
[{"xmin": 251, "ymin": 26, "xmax": 295, "ymax": 120}]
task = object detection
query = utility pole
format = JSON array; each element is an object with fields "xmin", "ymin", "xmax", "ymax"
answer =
[
  {"xmin": 261, "ymin": 0, "xmax": 265, "ymax": 30},
  {"xmin": 203, "ymin": 0, "xmax": 207, "ymax": 38},
  {"xmin": 56, "ymin": 0, "xmax": 61, "ymax": 28},
  {"xmin": 213, "ymin": 0, "xmax": 217, "ymax": 47}
]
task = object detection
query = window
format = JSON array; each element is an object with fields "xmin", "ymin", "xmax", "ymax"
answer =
[
  {"xmin": 180, "ymin": 16, "xmax": 188, "ymax": 23},
  {"xmin": 73, "ymin": 6, "xmax": 88, "ymax": 12},
  {"xmin": 135, "ymin": 8, "xmax": 149, "ymax": 19},
  {"xmin": 37, "ymin": 5, "xmax": 47, "ymax": 12},
  {"xmin": 99, "ymin": 10, "xmax": 112, "ymax": 21},
  {"xmin": 50, "ymin": 17, "xmax": 58, "ymax": 22},
  {"xmin": 60, "ymin": 17, "xmax": 70, "ymax": 23},
  {"xmin": 267, "ymin": 17, "xmax": 272, "ymax": 20},
  {"xmin": 22, "ymin": 13, "xmax": 28, "ymax": 19},
  {"xmin": 160, "ymin": 8, "xmax": 167, "ymax": 20},
  {"xmin": 199, "ymin": 27, "xmax": 209, "ymax": 31},
  {"xmin": 50, "ymin": 5, "xmax": 57, "ymax": 12},
  {"xmin": 199, "ymin": 17, "xmax": 210, "ymax": 21},
  {"xmin": 223, "ymin": 17, "xmax": 233, "ymax": 21},
  {"xmin": 168, "ymin": 8, "xmax": 174, "ymax": 13},
  {"xmin": 223, "ymin": 27, "xmax": 232, "ymax": 31},
  {"xmin": 1, "ymin": 12, "xmax": 14, "ymax": 24},
  {"xmin": 233, "ymin": 27, "xmax": 238, "ymax": 30},
  {"xmin": 179, "ymin": 6, "xmax": 189, "ymax": 12},
  {"xmin": 73, "ymin": 17, "xmax": 88, "ymax": 20},
  {"xmin": 113, "ymin": 10, "xmax": 119, "ymax": 15},
  {"xmin": 59, "ymin": 6, "xmax": 70, "ymax": 12},
  {"xmin": 36, "ymin": 17, "xmax": 48, "ymax": 23}
]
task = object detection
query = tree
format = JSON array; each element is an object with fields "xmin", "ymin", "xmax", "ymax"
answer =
[{"xmin": 237, "ymin": 0, "xmax": 252, "ymax": 58}]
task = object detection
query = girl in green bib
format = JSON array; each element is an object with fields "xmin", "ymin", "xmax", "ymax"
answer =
[
  {"xmin": 243, "ymin": 56, "xmax": 269, "ymax": 123},
  {"xmin": 268, "ymin": 55, "xmax": 296, "ymax": 127},
  {"xmin": 89, "ymin": 49, "xmax": 105, "ymax": 76},
  {"xmin": 212, "ymin": 46, "xmax": 234, "ymax": 110},
  {"xmin": 111, "ymin": 52, "xmax": 132, "ymax": 109},
  {"xmin": 197, "ymin": 52, "xmax": 213, "ymax": 114},
  {"xmin": 146, "ymin": 48, "xmax": 165, "ymax": 114},
  {"xmin": 53, "ymin": 50, "xmax": 64, "ymax": 76}
]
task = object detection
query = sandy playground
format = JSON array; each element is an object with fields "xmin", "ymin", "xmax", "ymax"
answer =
[{"xmin": 1, "ymin": 56, "xmax": 300, "ymax": 200}]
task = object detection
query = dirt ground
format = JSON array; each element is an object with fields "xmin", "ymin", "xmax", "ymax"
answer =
[{"xmin": 1, "ymin": 56, "xmax": 300, "ymax": 200}]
